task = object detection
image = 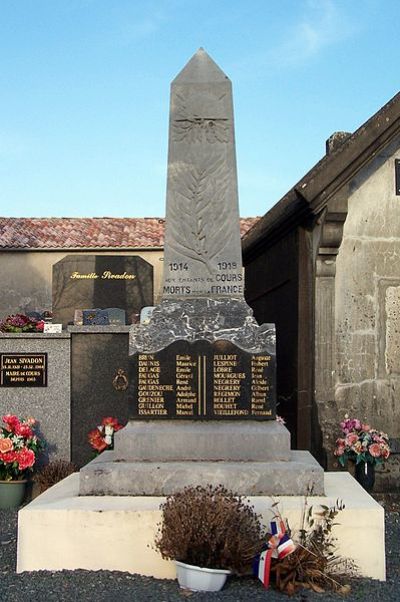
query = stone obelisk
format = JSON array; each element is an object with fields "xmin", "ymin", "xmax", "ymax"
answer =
[
  {"xmin": 162, "ymin": 47, "xmax": 243, "ymax": 299},
  {"xmin": 79, "ymin": 49, "xmax": 324, "ymax": 497}
]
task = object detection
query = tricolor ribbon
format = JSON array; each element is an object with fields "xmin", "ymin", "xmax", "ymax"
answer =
[{"xmin": 253, "ymin": 518, "xmax": 296, "ymax": 589}]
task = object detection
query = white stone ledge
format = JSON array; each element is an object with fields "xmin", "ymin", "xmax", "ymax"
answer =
[{"xmin": 17, "ymin": 472, "xmax": 385, "ymax": 581}]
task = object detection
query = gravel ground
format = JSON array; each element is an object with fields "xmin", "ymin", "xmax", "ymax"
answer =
[{"xmin": 0, "ymin": 502, "xmax": 399, "ymax": 602}]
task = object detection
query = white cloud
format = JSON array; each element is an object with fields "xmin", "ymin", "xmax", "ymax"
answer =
[
  {"xmin": 271, "ymin": 0, "xmax": 355, "ymax": 67},
  {"xmin": 233, "ymin": 0, "xmax": 358, "ymax": 75}
]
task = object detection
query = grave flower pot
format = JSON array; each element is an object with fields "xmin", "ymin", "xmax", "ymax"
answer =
[
  {"xmin": 0, "ymin": 479, "xmax": 27, "ymax": 509},
  {"xmin": 355, "ymin": 461, "xmax": 375, "ymax": 492},
  {"xmin": 175, "ymin": 560, "xmax": 231, "ymax": 592}
]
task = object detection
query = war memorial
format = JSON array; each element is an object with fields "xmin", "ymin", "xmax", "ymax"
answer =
[{"xmin": 11, "ymin": 50, "xmax": 385, "ymax": 580}]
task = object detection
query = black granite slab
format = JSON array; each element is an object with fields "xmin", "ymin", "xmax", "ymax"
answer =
[
  {"xmin": 70, "ymin": 331, "xmax": 130, "ymax": 467},
  {"xmin": 129, "ymin": 339, "xmax": 276, "ymax": 420},
  {"xmin": 52, "ymin": 255, "xmax": 153, "ymax": 327}
]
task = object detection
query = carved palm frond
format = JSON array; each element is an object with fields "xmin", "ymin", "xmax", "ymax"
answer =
[{"xmin": 167, "ymin": 153, "xmax": 235, "ymax": 271}]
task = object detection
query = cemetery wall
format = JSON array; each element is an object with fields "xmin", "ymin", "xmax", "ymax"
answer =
[{"xmin": 0, "ymin": 249, "xmax": 164, "ymax": 318}]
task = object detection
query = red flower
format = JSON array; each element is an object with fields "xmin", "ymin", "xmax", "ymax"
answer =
[
  {"xmin": 2, "ymin": 414, "xmax": 21, "ymax": 433},
  {"xmin": 36, "ymin": 321, "xmax": 45, "ymax": 332},
  {"xmin": 88, "ymin": 429, "xmax": 108, "ymax": 452},
  {"xmin": 101, "ymin": 417, "xmax": 123, "ymax": 431},
  {"xmin": 0, "ymin": 450, "xmax": 18, "ymax": 464},
  {"xmin": 16, "ymin": 448, "xmax": 35, "ymax": 470},
  {"xmin": 15, "ymin": 423, "xmax": 33, "ymax": 438}
]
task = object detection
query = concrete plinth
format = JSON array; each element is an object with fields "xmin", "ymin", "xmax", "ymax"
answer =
[
  {"xmin": 79, "ymin": 450, "xmax": 324, "ymax": 496},
  {"xmin": 17, "ymin": 472, "xmax": 385, "ymax": 581}
]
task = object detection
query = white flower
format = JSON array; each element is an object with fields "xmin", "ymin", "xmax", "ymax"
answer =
[{"xmin": 11, "ymin": 435, "xmax": 24, "ymax": 448}]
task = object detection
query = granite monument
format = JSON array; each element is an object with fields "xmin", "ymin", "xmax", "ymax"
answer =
[{"xmin": 80, "ymin": 49, "xmax": 323, "ymax": 496}]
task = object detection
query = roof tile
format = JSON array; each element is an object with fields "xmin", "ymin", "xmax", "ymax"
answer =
[{"xmin": 0, "ymin": 217, "xmax": 259, "ymax": 249}]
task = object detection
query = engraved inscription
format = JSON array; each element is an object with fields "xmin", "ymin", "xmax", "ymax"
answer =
[
  {"xmin": 129, "ymin": 340, "xmax": 276, "ymax": 420},
  {"xmin": 0, "ymin": 353, "xmax": 47, "ymax": 387},
  {"xmin": 137, "ymin": 354, "xmax": 170, "ymax": 416},
  {"xmin": 213, "ymin": 353, "xmax": 248, "ymax": 416}
]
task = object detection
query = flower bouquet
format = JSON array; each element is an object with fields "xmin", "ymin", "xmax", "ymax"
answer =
[
  {"xmin": 334, "ymin": 416, "xmax": 390, "ymax": 467},
  {"xmin": 0, "ymin": 313, "xmax": 44, "ymax": 333},
  {"xmin": 0, "ymin": 414, "xmax": 44, "ymax": 481},
  {"xmin": 88, "ymin": 416, "xmax": 124, "ymax": 455}
]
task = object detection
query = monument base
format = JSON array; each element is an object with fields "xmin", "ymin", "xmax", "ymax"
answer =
[
  {"xmin": 79, "ymin": 421, "xmax": 325, "ymax": 496},
  {"xmin": 17, "ymin": 472, "xmax": 385, "ymax": 581}
]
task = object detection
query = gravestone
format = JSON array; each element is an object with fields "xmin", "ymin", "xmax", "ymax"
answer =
[
  {"xmin": 80, "ymin": 49, "xmax": 323, "ymax": 496},
  {"xmin": 52, "ymin": 255, "xmax": 153, "ymax": 327}
]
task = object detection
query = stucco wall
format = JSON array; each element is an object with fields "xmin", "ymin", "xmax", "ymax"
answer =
[
  {"xmin": 317, "ymin": 138, "xmax": 400, "ymax": 490},
  {"xmin": 329, "ymin": 136, "xmax": 400, "ymax": 487},
  {"xmin": 0, "ymin": 249, "xmax": 164, "ymax": 319}
]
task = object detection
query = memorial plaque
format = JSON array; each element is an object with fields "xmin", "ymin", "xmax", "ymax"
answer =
[
  {"xmin": 43, "ymin": 323, "xmax": 63, "ymax": 333},
  {"xmin": 129, "ymin": 339, "xmax": 275, "ymax": 420},
  {"xmin": 107, "ymin": 308, "xmax": 126, "ymax": 325},
  {"xmin": 0, "ymin": 353, "xmax": 47, "ymax": 387},
  {"xmin": 83, "ymin": 309, "xmax": 110, "ymax": 325},
  {"xmin": 53, "ymin": 255, "xmax": 153, "ymax": 327}
]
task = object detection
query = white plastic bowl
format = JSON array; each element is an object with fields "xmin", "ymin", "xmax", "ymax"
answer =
[{"xmin": 175, "ymin": 560, "xmax": 231, "ymax": 592}]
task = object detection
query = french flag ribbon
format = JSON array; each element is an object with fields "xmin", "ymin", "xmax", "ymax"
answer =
[{"xmin": 253, "ymin": 518, "xmax": 296, "ymax": 589}]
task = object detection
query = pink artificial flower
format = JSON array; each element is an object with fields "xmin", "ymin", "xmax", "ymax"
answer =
[
  {"xmin": 26, "ymin": 417, "xmax": 36, "ymax": 426},
  {"xmin": 0, "ymin": 438, "xmax": 13, "ymax": 453},
  {"xmin": 361, "ymin": 423, "xmax": 371, "ymax": 432},
  {"xmin": 369, "ymin": 443, "xmax": 381, "ymax": 458},
  {"xmin": 345, "ymin": 433, "xmax": 359, "ymax": 446},
  {"xmin": 340, "ymin": 417, "xmax": 361, "ymax": 434}
]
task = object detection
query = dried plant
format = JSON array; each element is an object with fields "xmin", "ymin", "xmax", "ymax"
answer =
[
  {"xmin": 270, "ymin": 498, "xmax": 357, "ymax": 596},
  {"xmin": 155, "ymin": 484, "xmax": 267, "ymax": 574},
  {"xmin": 35, "ymin": 459, "xmax": 76, "ymax": 493}
]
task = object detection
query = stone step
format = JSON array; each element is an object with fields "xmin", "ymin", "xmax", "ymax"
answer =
[
  {"xmin": 79, "ymin": 450, "xmax": 324, "ymax": 496},
  {"xmin": 114, "ymin": 420, "xmax": 291, "ymax": 462}
]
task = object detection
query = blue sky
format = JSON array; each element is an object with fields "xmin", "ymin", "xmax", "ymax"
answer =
[{"xmin": 0, "ymin": 0, "xmax": 399, "ymax": 218}]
